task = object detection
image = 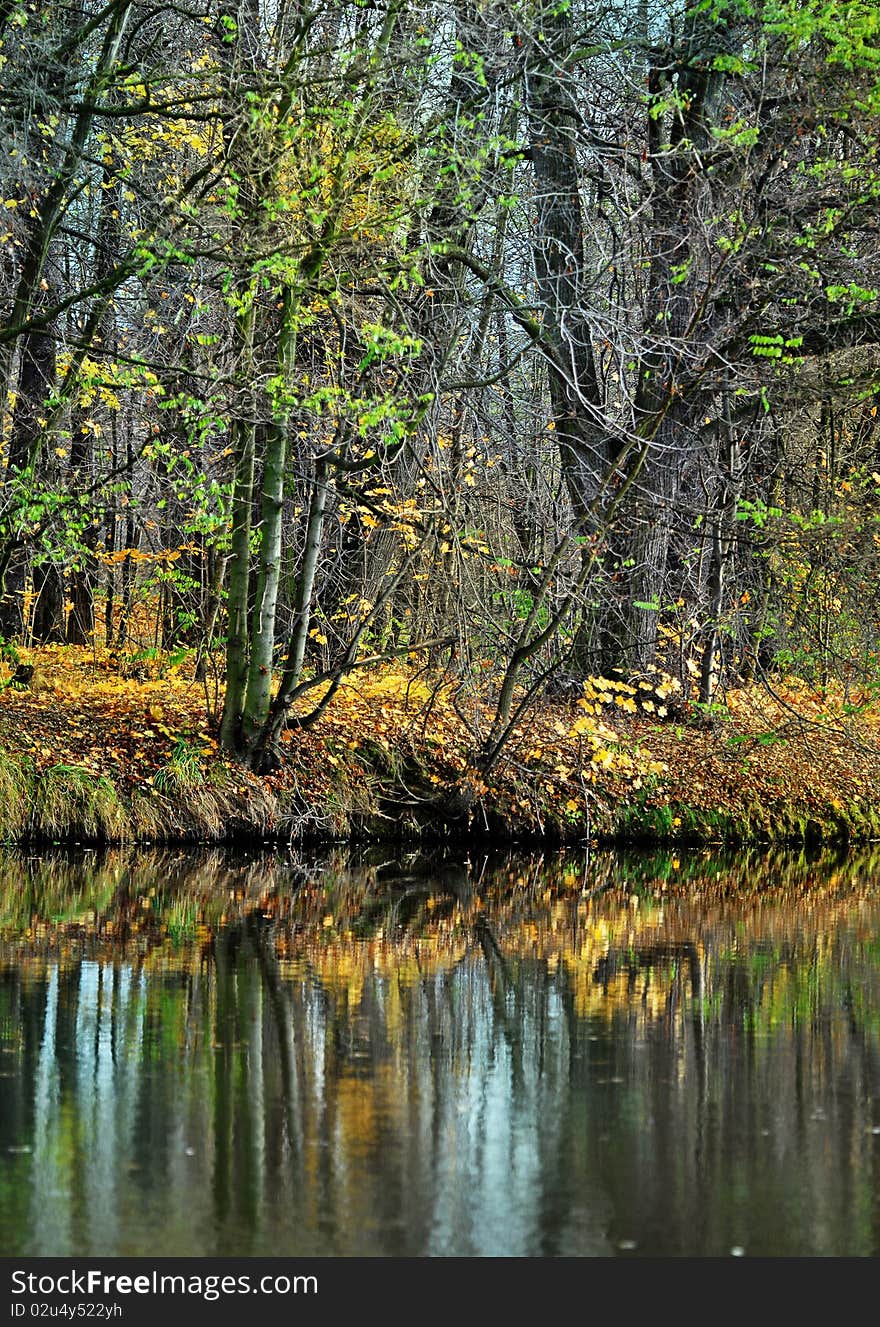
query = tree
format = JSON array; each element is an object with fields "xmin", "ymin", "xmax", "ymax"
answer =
[{"xmin": 3, "ymin": 0, "xmax": 880, "ymax": 777}]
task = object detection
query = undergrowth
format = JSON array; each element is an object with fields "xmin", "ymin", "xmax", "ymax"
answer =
[
  {"xmin": 3, "ymin": 648, "xmax": 880, "ymax": 847},
  {"xmin": 0, "ymin": 752, "xmax": 31, "ymax": 841},
  {"xmin": 33, "ymin": 764, "xmax": 130, "ymax": 841}
]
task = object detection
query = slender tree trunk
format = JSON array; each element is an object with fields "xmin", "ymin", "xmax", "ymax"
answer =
[
  {"xmin": 217, "ymin": 0, "xmax": 280, "ymax": 754},
  {"xmin": 0, "ymin": 322, "xmax": 57, "ymax": 639},
  {"xmin": 240, "ymin": 288, "xmax": 297, "ymax": 759},
  {"xmin": 195, "ymin": 545, "xmax": 228, "ymax": 682},
  {"xmin": 66, "ymin": 412, "xmax": 97, "ymax": 645},
  {"xmin": 699, "ymin": 390, "xmax": 746, "ymax": 704},
  {"xmin": 104, "ymin": 414, "xmax": 118, "ymax": 647},
  {"xmin": 252, "ymin": 456, "xmax": 330, "ymax": 759},
  {"xmin": 218, "ymin": 380, "xmax": 257, "ymax": 747},
  {"xmin": 116, "ymin": 434, "xmax": 137, "ymax": 649}
]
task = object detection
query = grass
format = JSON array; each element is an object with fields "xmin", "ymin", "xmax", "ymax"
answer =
[
  {"xmin": 129, "ymin": 754, "xmax": 282, "ymax": 843},
  {"xmin": 0, "ymin": 752, "xmax": 31, "ymax": 841},
  {"xmin": 152, "ymin": 736, "xmax": 203, "ymax": 795},
  {"xmin": 32, "ymin": 764, "xmax": 130, "ymax": 842}
]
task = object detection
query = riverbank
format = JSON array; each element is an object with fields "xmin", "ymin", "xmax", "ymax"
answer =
[{"xmin": 0, "ymin": 646, "xmax": 877, "ymax": 847}]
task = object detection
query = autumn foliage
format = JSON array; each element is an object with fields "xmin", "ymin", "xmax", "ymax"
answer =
[{"xmin": 0, "ymin": 641, "xmax": 878, "ymax": 847}]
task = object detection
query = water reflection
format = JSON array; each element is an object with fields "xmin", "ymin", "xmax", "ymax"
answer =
[{"xmin": 2, "ymin": 845, "xmax": 880, "ymax": 1256}]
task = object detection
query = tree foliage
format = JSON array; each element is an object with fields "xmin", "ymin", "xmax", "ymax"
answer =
[{"xmin": 0, "ymin": 0, "xmax": 878, "ymax": 773}]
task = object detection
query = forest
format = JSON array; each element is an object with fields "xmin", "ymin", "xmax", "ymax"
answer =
[{"xmin": 2, "ymin": 0, "xmax": 880, "ymax": 844}]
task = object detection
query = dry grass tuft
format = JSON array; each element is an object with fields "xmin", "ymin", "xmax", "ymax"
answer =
[
  {"xmin": 0, "ymin": 751, "xmax": 32, "ymax": 840},
  {"xmin": 33, "ymin": 765, "xmax": 130, "ymax": 841}
]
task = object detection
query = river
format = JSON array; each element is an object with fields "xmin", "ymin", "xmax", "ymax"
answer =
[{"xmin": 1, "ymin": 843, "xmax": 879, "ymax": 1257}]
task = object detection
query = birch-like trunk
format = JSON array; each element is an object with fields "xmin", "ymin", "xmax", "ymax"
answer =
[
  {"xmin": 251, "ymin": 456, "xmax": 330, "ymax": 762},
  {"xmin": 240, "ymin": 287, "xmax": 297, "ymax": 758},
  {"xmin": 218, "ymin": 303, "xmax": 257, "ymax": 751}
]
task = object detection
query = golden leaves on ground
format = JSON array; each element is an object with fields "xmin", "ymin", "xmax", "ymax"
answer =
[
  {"xmin": 0, "ymin": 644, "xmax": 214, "ymax": 797},
  {"xmin": 0, "ymin": 646, "xmax": 878, "ymax": 843}
]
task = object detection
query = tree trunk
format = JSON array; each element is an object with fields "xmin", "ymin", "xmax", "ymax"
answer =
[
  {"xmin": 614, "ymin": 13, "xmax": 729, "ymax": 674},
  {"xmin": 240, "ymin": 287, "xmax": 297, "ymax": 760},
  {"xmin": 31, "ymin": 563, "xmax": 65, "ymax": 644},
  {"xmin": 0, "ymin": 322, "xmax": 57, "ymax": 640},
  {"xmin": 218, "ymin": 380, "xmax": 257, "ymax": 748},
  {"xmin": 250, "ymin": 456, "xmax": 329, "ymax": 765},
  {"xmin": 66, "ymin": 412, "xmax": 97, "ymax": 646}
]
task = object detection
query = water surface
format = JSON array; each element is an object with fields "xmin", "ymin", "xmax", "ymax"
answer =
[{"xmin": 2, "ymin": 844, "xmax": 880, "ymax": 1256}]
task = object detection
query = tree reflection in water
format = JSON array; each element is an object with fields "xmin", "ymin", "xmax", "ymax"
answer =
[{"xmin": 2, "ymin": 844, "xmax": 880, "ymax": 1256}]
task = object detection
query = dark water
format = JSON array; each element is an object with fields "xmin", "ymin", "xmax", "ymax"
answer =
[{"xmin": 2, "ymin": 844, "xmax": 880, "ymax": 1257}]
